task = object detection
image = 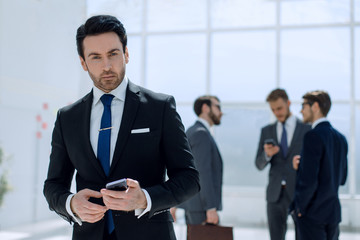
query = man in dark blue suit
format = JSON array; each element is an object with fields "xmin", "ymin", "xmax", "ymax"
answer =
[{"xmin": 292, "ymin": 90, "xmax": 348, "ymax": 240}]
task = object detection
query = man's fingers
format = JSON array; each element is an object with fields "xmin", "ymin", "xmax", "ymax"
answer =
[{"xmin": 126, "ymin": 178, "xmax": 140, "ymax": 188}]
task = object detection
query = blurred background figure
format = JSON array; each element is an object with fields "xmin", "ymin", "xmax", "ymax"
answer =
[
  {"xmin": 292, "ymin": 91, "xmax": 348, "ymax": 240},
  {"xmin": 172, "ymin": 95, "xmax": 223, "ymax": 225},
  {"xmin": 255, "ymin": 89, "xmax": 310, "ymax": 240}
]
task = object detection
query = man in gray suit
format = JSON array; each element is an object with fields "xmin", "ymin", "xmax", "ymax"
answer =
[
  {"xmin": 172, "ymin": 95, "xmax": 223, "ymax": 225},
  {"xmin": 255, "ymin": 89, "xmax": 310, "ymax": 240}
]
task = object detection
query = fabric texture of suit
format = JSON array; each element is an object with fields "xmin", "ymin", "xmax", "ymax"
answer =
[
  {"xmin": 43, "ymin": 81, "xmax": 200, "ymax": 240},
  {"xmin": 255, "ymin": 118, "xmax": 310, "ymax": 240},
  {"xmin": 293, "ymin": 121, "xmax": 348, "ymax": 240},
  {"xmin": 179, "ymin": 120, "xmax": 223, "ymax": 224}
]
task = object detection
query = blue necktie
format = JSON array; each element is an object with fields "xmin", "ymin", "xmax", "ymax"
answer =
[
  {"xmin": 280, "ymin": 123, "xmax": 288, "ymax": 157},
  {"xmin": 97, "ymin": 94, "xmax": 115, "ymax": 234}
]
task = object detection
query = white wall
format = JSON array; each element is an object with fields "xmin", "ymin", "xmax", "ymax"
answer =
[{"xmin": 0, "ymin": 0, "xmax": 88, "ymax": 228}]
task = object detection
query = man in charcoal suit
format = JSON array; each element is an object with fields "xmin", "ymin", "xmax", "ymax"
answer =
[
  {"xmin": 255, "ymin": 89, "xmax": 310, "ymax": 240},
  {"xmin": 172, "ymin": 95, "xmax": 223, "ymax": 225}
]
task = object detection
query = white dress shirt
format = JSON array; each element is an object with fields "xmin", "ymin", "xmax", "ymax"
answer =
[
  {"xmin": 66, "ymin": 76, "xmax": 151, "ymax": 225},
  {"xmin": 265, "ymin": 114, "xmax": 297, "ymax": 161},
  {"xmin": 312, "ymin": 117, "xmax": 328, "ymax": 129}
]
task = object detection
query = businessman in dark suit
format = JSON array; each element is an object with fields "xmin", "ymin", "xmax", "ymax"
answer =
[
  {"xmin": 255, "ymin": 89, "xmax": 310, "ymax": 240},
  {"xmin": 171, "ymin": 96, "xmax": 223, "ymax": 225},
  {"xmin": 292, "ymin": 90, "xmax": 348, "ymax": 240},
  {"xmin": 43, "ymin": 15, "xmax": 200, "ymax": 240}
]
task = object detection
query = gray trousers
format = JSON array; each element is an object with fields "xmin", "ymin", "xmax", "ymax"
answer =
[{"xmin": 267, "ymin": 187, "xmax": 297, "ymax": 240}]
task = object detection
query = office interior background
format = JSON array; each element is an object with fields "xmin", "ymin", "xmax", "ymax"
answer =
[{"xmin": 0, "ymin": 0, "xmax": 360, "ymax": 233}]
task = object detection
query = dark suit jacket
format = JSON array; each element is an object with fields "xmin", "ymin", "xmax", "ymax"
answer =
[
  {"xmin": 43, "ymin": 81, "xmax": 200, "ymax": 240},
  {"xmin": 293, "ymin": 121, "xmax": 348, "ymax": 224},
  {"xmin": 255, "ymin": 119, "xmax": 310, "ymax": 203},
  {"xmin": 180, "ymin": 121, "xmax": 223, "ymax": 212}
]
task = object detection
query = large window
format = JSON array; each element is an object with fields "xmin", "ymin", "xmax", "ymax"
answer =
[{"xmin": 87, "ymin": 0, "xmax": 359, "ymax": 194}]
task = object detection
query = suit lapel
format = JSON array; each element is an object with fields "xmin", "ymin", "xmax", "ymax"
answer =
[
  {"xmin": 286, "ymin": 119, "xmax": 301, "ymax": 158},
  {"xmin": 196, "ymin": 121, "xmax": 223, "ymax": 161},
  {"xmin": 110, "ymin": 81, "xmax": 140, "ymax": 175},
  {"xmin": 271, "ymin": 123, "xmax": 278, "ymax": 145},
  {"xmin": 82, "ymin": 91, "xmax": 107, "ymax": 177}
]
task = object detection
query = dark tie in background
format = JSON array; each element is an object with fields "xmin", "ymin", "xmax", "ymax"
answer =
[
  {"xmin": 280, "ymin": 123, "xmax": 288, "ymax": 158},
  {"xmin": 97, "ymin": 94, "xmax": 115, "ymax": 234}
]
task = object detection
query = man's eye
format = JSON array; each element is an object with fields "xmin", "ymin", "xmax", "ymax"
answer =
[
  {"xmin": 110, "ymin": 52, "xmax": 118, "ymax": 56},
  {"xmin": 91, "ymin": 56, "xmax": 101, "ymax": 60}
]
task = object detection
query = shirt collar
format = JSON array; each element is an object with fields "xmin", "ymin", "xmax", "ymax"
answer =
[
  {"xmin": 312, "ymin": 117, "xmax": 328, "ymax": 129},
  {"xmin": 277, "ymin": 114, "xmax": 296, "ymax": 128},
  {"xmin": 92, "ymin": 76, "xmax": 128, "ymax": 105},
  {"xmin": 197, "ymin": 117, "xmax": 211, "ymax": 132}
]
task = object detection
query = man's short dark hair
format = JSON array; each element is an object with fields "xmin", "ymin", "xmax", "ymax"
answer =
[
  {"xmin": 302, "ymin": 90, "xmax": 331, "ymax": 117},
  {"xmin": 194, "ymin": 95, "xmax": 220, "ymax": 116},
  {"xmin": 266, "ymin": 88, "xmax": 289, "ymax": 102},
  {"xmin": 76, "ymin": 15, "xmax": 127, "ymax": 59}
]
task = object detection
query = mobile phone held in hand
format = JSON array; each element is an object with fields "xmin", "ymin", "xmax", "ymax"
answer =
[
  {"xmin": 264, "ymin": 138, "xmax": 276, "ymax": 146},
  {"xmin": 106, "ymin": 178, "xmax": 128, "ymax": 191}
]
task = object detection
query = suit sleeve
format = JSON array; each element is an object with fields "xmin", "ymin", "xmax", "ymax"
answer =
[
  {"xmin": 340, "ymin": 135, "xmax": 348, "ymax": 186},
  {"xmin": 43, "ymin": 110, "xmax": 75, "ymax": 223},
  {"xmin": 294, "ymin": 131, "xmax": 322, "ymax": 216},
  {"xmin": 190, "ymin": 130, "xmax": 218, "ymax": 210},
  {"xmin": 145, "ymin": 96, "xmax": 200, "ymax": 217},
  {"xmin": 255, "ymin": 128, "xmax": 270, "ymax": 170}
]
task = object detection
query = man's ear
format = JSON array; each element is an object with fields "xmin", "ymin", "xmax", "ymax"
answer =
[
  {"xmin": 201, "ymin": 103, "xmax": 210, "ymax": 114},
  {"xmin": 125, "ymin": 47, "xmax": 129, "ymax": 64},
  {"xmin": 79, "ymin": 56, "xmax": 88, "ymax": 71}
]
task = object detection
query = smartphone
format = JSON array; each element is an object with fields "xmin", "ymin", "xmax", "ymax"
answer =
[
  {"xmin": 264, "ymin": 138, "xmax": 276, "ymax": 146},
  {"xmin": 106, "ymin": 178, "xmax": 128, "ymax": 191}
]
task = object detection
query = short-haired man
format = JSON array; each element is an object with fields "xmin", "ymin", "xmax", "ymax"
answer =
[
  {"xmin": 292, "ymin": 90, "xmax": 348, "ymax": 240},
  {"xmin": 172, "ymin": 95, "xmax": 223, "ymax": 225},
  {"xmin": 255, "ymin": 89, "xmax": 310, "ymax": 240},
  {"xmin": 43, "ymin": 15, "xmax": 200, "ymax": 240}
]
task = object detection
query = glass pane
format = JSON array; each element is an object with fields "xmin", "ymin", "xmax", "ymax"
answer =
[
  {"xmin": 281, "ymin": 0, "xmax": 350, "ymax": 25},
  {"xmin": 126, "ymin": 36, "xmax": 142, "ymax": 86},
  {"xmin": 147, "ymin": 0, "xmax": 206, "ymax": 31},
  {"xmin": 216, "ymin": 106, "xmax": 271, "ymax": 186},
  {"xmin": 211, "ymin": 0, "xmax": 276, "ymax": 28},
  {"xmin": 176, "ymin": 104, "xmax": 198, "ymax": 132},
  {"xmin": 355, "ymin": 0, "xmax": 360, "ymax": 22},
  {"xmin": 281, "ymin": 28, "xmax": 350, "ymax": 101},
  {"xmin": 356, "ymin": 27, "xmax": 360, "ymax": 100},
  {"xmin": 146, "ymin": 34, "xmax": 207, "ymax": 102},
  {"xmin": 211, "ymin": 31, "xmax": 276, "ymax": 102},
  {"xmin": 86, "ymin": 0, "xmax": 143, "ymax": 33}
]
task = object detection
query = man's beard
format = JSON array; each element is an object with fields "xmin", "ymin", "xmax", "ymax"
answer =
[{"xmin": 209, "ymin": 110, "xmax": 221, "ymax": 126}]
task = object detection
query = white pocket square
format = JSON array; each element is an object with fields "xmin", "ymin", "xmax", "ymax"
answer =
[{"xmin": 131, "ymin": 128, "xmax": 150, "ymax": 134}]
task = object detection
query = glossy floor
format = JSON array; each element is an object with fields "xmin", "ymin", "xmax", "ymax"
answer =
[{"xmin": 0, "ymin": 219, "xmax": 359, "ymax": 240}]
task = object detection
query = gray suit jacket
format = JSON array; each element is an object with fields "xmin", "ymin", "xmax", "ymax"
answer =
[
  {"xmin": 255, "ymin": 119, "xmax": 310, "ymax": 203},
  {"xmin": 180, "ymin": 120, "xmax": 223, "ymax": 211}
]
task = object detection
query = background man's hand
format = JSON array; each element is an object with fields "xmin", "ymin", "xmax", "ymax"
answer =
[
  {"xmin": 264, "ymin": 144, "xmax": 280, "ymax": 157},
  {"xmin": 101, "ymin": 178, "xmax": 147, "ymax": 211},
  {"xmin": 293, "ymin": 155, "xmax": 301, "ymax": 170},
  {"xmin": 206, "ymin": 208, "xmax": 219, "ymax": 225},
  {"xmin": 70, "ymin": 189, "xmax": 107, "ymax": 223},
  {"xmin": 170, "ymin": 207, "xmax": 177, "ymax": 222}
]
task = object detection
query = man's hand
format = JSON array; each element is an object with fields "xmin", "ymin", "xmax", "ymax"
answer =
[
  {"xmin": 101, "ymin": 178, "xmax": 147, "ymax": 211},
  {"xmin": 264, "ymin": 143, "xmax": 280, "ymax": 157},
  {"xmin": 206, "ymin": 208, "xmax": 219, "ymax": 225},
  {"xmin": 70, "ymin": 189, "xmax": 108, "ymax": 223},
  {"xmin": 170, "ymin": 207, "xmax": 177, "ymax": 222},
  {"xmin": 293, "ymin": 155, "xmax": 300, "ymax": 170}
]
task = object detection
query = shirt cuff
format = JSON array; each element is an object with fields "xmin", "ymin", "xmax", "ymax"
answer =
[
  {"xmin": 264, "ymin": 152, "xmax": 272, "ymax": 162},
  {"xmin": 135, "ymin": 189, "xmax": 152, "ymax": 218},
  {"xmin": 66, "ymin": 193, "xmax": 82, "ymax": 226}
]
